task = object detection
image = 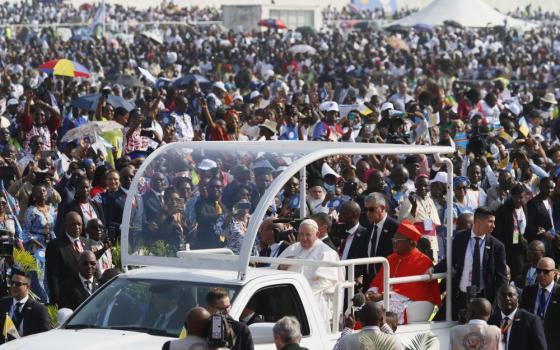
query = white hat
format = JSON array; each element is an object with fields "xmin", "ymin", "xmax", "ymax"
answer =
[
  {"xmin": 504, "ymin": 101, "xmax": 522, "ymax": 116},
  {"xmin": 380, "ymin": 102, "xmax": 394, "ymax": 112},
  {"xmin": 263, "ymin": 69, "xmax": 275, "ymax": 81},
  {"xmin": 430, "ymin": 172, "xmax": 447, "ymax": 184},
  {"xmin": 541, "ymin": 92, "xmax": 557, "ymax": 105},
  {"xmin": 197, "ymin": 159, "xmax": 218, "ymax": 171},
  {"xmin": 319, "ymin": 101, "xmax": 339, "ymax": 113},
  {"xmin": 321, "ymin": 163, "xmax": 339, "ymax": 178},
  {"xmin": 233, "ymin": 93, "xmax": 243, "ymax": 102},
  {"xmin": 7, "ymin": 98, "xmax": 18, "ymax": 106},
  {"xmin": 212, "ymin": 81, "xmax": 226, "ymax": 92},
  {"xmin": 250, "ymin": 91, "xmax": 261, "ymax": 100}
]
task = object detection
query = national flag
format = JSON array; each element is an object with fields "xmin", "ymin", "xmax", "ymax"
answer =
[
  {"xmin": 88, "ymin": 0, "xmax": 105, "ymax": 38},
  {"xmin": 2, "ymin": 313, "xmax": 19, "ymax": 341},
  {"xmin": 0, "ymin": 180, "xmax": 20, "ymax": 218},
  {"xmin": 179, "ymin": 327, "xmax": 187, "ymax": 339},
  {"xmin": 352, "ymin": 0, "xmax": 398, "ymax": 12},
  {"xmin": 518, "ymin": 117, "xmax": 530, "ymax": 137},
  {"xmin": 453, "ymin": 132, "xmax": 468, "ymax": 154}
]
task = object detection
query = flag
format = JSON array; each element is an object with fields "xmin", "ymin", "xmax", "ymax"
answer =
[
  {"xmin": 518, "ymin": 117, "xmax": 530, "ymax": 137},
  {"xmin": 453, "ymin": 132, "xmax": 468, "ymax": 155},
  {"xmin": 0, "ymin": 180, "xmax": 20, "ymax": 218},
  {"xmin": 3, "ymin": 313, "xmax": 19, "ymax": 341},
  {"xmin": 179, "ymin": 327, "xmax": 187, "ymax": 339},
  {"xmin": 88, "ymin": 0, "xmax": 105, "ymax": 38}
]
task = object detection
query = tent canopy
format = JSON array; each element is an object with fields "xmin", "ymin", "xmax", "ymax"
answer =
[{"xmin": 390, "ymin": 0, "xmax": 530, "ymax": 28}]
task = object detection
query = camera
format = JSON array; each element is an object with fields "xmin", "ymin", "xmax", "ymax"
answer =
[
  {"xmin": 272, "ymin": 218, "xmax": 303, "ymax": 243},
  {"xmin": 207, "ymin": 313, "xmax": 234, "ymax": 348},
  {"xmin": 102, "ymin": 86, "xmax": 111, "ymax": 97},
  {"xmin": 0, "ymin": 234, "xmax": 14, "ymax": 257}
]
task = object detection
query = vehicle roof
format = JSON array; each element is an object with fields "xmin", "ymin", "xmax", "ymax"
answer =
[{"xmin": 122, "ymin": 265, "xmax": 294, "ymax": 286}]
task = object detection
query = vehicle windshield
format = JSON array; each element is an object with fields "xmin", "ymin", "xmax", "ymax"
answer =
[{"xmin": 65, "ymin": 277, "xmax": 240, "ymax": 337}]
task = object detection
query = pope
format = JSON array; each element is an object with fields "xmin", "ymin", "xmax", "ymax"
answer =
[{"xmin": 367, "ymin": 220, "xmax": 441, "ymax": 316}]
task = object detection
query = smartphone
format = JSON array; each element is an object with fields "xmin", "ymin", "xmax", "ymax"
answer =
[{"xmin": 236, "ymin": 202, "xmax": 251, "ymax": 211}]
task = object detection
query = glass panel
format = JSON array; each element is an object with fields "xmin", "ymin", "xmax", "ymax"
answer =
[
  {"xmin": 66, "ymin": 277, "xmax": 240, "ymax": 337},
  {"xmin": 125, "ymin": 143, "xmax": 307, "ymax": 259}
]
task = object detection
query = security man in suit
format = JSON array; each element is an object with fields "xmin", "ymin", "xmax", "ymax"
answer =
[
  {"xmin": 363, "ymin": 192, "xmax": 398, "ymax": 287},
  {"xmin": 59, "ymin": 250, "xmax": 99, "ymax": 310},
  {"xmin": 520, "ymin": 257, "xmax": 560, "ymax": 350},
  {"xmin": 489, "ymin": 285, "xmax": 547, "ymax": 350},
  {"xmin": 433, "ymin": 207, "xmax": 508, "ymax": 320},
  {"xmin": 0, "ymin": 270, "xmax": 51, "ymax": 343}
]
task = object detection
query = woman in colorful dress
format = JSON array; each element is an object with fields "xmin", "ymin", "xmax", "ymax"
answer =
[{"xmin": 21, "ymin": 184, "xmax": 56, "ymax": 303}]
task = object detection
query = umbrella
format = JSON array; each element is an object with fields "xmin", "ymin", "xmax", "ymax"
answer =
[
  {"xmin": 444, "ymin": 20, "xmax": 464, "ymax": 28},
  {"xmin": 288, "ymin": 44, "xmax": 316, "ymax": 55},
  {"xmin": 140, "ymin": 31, "xmax": 163, "ymax": 45},
  {"xmin": 61, "ymin": 121, "xmax": 124, "ymax": 142},
  {"xmin": 295, "ymin": 26, "xmax": 316, "ymax": 37},
  {"xmin": 385, "ymin": 36, "xmax": 410, "ymax": 52},
  {"xmin": 71, "ymin": 93, "xmax": 135, "ymax": 112},
  {"xmin": 385, "ymin": 24, "xmax": 410, "ymax": 35},
  {"xmin": 173, "ymin": 74, "xmax": 210, "ymax": 88},
  {"xmin": 258, "ymin": 18, "xmax": 287, "ymax": 30},
  {"xmin": 39, "ymin": 59, "xmax": 90, "ymax": 78},
  {"xmin": 413, "ymin": 23, "xmax": 434, "ymax": 32},
  {"xmin": 109, "ymin": 74, "xmax": 143, "ymax": 88}
]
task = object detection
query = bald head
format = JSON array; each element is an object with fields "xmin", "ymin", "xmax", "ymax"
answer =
[
  {"xmin": 340, "ymin": 201, "xmax": 361, "ymax": 220},
  {"xmin": 360, "ymin": 301, "xmax": 384, "ymax": 327},
  {"xmin": 466, "ymin": 298, "xmax": 492, "ymax": 321},
  {"xmin": 185, "ymin": 307, "xmax": 211, "ymax": 337},
  {"xmin": 64, "ymin": 211, "xmax": 83, "ymax": 238},
  {"xmin": 537, "ymin": 257, "xmax": 556, "ymax": 288}
]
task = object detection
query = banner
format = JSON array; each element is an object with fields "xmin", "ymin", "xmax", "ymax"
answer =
[{"xmin": 352, "ymin": 0, "xmax": 398, "ymax": 12}]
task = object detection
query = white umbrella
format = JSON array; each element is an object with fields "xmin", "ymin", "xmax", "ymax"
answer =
[
  {"xmin": 288, "ymin": 44, "xmax": 317, "ymax": 55},
  {"xmin": 140, "ymin": 31, "xmax": 164, "ymax": 45},
  {"xmin": 61, "ymin": 121, "xmax": 123, "ymax": 142}
]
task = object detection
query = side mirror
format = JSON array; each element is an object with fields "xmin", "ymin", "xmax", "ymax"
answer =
[
  {"xmin": 57, "ymin": 308, "xmax": 73, "ymax": 326},
  {"xmin": 248, "ymin": 322, "xmax": 276, "ymax": 344}
]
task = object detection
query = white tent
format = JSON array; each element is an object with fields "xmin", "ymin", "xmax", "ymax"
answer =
[{"xmin": 390, "ymin": 0, "xmax": 530, "ymax": 28}]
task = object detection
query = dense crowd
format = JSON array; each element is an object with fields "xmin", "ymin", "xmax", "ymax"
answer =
[{"xmin": 0, "ymin": 1, "xmax": 558, "ymax": 349}]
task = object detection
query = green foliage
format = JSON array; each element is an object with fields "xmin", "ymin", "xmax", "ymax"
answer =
[
  {"xmin": 111, "ymin": 241, "xmax": 121, "ymax": 269},
  {"xmin": 405, "ymin": 332, "xmax": 438, "ymax": 350},
  {"xmin": 13, "ymin": 248, "xmax": 40, "ymax": 278},
  {"xmin": 46, "ymin": 304, "xmax": 59, "ymax": 329},
  {"xmin": 149, "ymin": 240, "xmax": 173, "ymax": 257},
  {"xmin": 359, "ymin": 334, "xmax": 400, "ymax": 350}
]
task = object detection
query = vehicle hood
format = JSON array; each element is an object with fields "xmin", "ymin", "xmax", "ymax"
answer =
[{"xmin": 0, "ymin": 329, "xmax": 170, "ymax": 350}]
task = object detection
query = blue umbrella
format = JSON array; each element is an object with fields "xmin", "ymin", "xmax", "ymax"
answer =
[
  {"xmin": 173, "ymin": 74, "xmax": 210, "ymax": 88},
  {"xmin": 414, "ymin": 23, "xmax": 434, "ymax": 32},
  {"xmin": 71, "ymin": 93, "xmax": 135, "ymax": 112}
]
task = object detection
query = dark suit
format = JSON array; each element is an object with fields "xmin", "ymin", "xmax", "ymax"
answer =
[
  {"xmin": 230, "ymin": 318, "xmax": 254, "ymax": 350},
  {"xmin": 142, "ymin": 190, "xmax": 166, "ymax": 225},
  {"xmin": 279, "ymin": 344, "xmax": 309, "ymax": 350},
  {"xmin": 526, "ymin": 196, "xmax": 554, "ymax": 244},
  {"xmin": 435, "ymin": 230, "xmax": 508, "ymax": 319},
  {"xmin": 45, "ymin": 235, "xmax": 86, "ymax": 305},
  {"xmin": 194, "ymin": 197, "xmax": 225, "ymax": 249},
  {"xmin": 340, "ymin": 225, "xmax": 369, "ymax": 277},
  {"xmin": 321, "ymin": 236, "xmax": 336, "ymax": 251},
  {"xmin": 520, "ymin": 283, "xmax": 560, "ymax": 350},
  {"xmin": 363, "ymin": 216, "xmax": 398, "ymax": 286},
  {"xmin": 242, "ymin": 313, "xmax": 264, "ymax": 325},
  {"xmin": 59, "ymin": 274, "xmax": 99, "ymax": 310},
  {"xmin": 493, "ymin": 200, "xmax": 528, "ymax": 280},
  {"xmin": 100, "ymin": 188, "xmax": 126, "ymax": 239},
  {"xmin": 0, "ymin": 297, "xmax": 51, "ymax": 343},
  {"xmin": 488, "ymin": 307, "xmax": 547, "ymax": 350}
]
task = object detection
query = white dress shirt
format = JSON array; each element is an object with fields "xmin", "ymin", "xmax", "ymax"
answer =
[
  {"xmin": 534, "ymin": 280, "xmax": 555, "ymax": 315},
  {"xmin": 368, "ymin": 213, "xmax": 387, "ymax": 257},
  {"xmin": 459, "ymin": 232, "xmax": 486, "ymax": 293},
  {"xmin": 11, "ymin": 295, "xmax": 29, "ymax": 334},
  {"xmin": 500, "ymin": 308, "xmax": 516, "ymax": 349},
  {"xmin": 341, "ymin": 223, "xmax": 360, "ymax": 260}
]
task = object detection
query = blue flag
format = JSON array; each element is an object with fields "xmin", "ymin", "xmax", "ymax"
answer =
[{"xmin": 88, "ymin": 0, "xmax": 105, "ymax": 38}]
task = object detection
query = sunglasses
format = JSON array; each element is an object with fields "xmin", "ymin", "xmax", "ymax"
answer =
[
  {"xmin": 11, "ymin": 281, "xmax": 28, "ymax": 287},
  {"xmin": 0, "ymin": 202, "xmax": 7, "ymax": 206},
  {"xmin": 536, "ymin": 268, "xmax": 554, "ymax": 275}
]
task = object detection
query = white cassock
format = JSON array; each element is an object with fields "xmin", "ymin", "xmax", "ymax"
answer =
[{"xmin": 278, "ymin": 239, "xmax": 343, "ymax": 330}]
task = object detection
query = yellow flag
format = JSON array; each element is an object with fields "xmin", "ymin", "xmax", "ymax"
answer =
[
  {"xmin": 3, "ymin": 314, "xmax": 20, "ymax": 340},
  {"xmin": 179, "ymin": 327, "xmax": 187, "ymax": 339}
]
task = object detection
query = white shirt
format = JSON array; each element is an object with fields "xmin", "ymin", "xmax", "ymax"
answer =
[
  {"xmin": 534, "ymin": 280, "xmax": 555, "ymax": 315},
  {"xmin": 368, "ymin": 214, "xmax": 387, "ymax": 257},
  {"xmin": 459, "ymin": 232, "xmax": 486, "ymax": 293},
  {"xmin": 11, "ymin": 295, "xmax": 29, "ymax": 334},
  {"xmin": 500, "ymin": 308, "xmax": 516, "ymax": 348},
  {"xmin": 341, "ymin": 223, "xmax": 359, "ymax": 260}
]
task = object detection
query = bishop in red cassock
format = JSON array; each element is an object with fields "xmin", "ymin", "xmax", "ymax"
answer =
[{"xmin": 368, "ymin": 220, "xmax": 441, "ymax": 307}]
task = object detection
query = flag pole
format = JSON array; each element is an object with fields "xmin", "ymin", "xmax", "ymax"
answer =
[{"xmin": 102, "ymin": 0, "xmax": 106, "ymax": 38}]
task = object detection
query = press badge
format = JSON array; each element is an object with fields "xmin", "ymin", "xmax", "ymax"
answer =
[
  {"xmin": 424, "ymin": 219, "xmax": 433, "ymax": 232},
  {"xmin": 512, "ymin": 228, "xmax": 520, "ymax": 244}
]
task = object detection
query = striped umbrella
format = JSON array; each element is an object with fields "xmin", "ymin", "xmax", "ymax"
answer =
[
  {"xmin": 258, "ymin": 18, "xmax": 287, "ymax": 29},
  {"xmin": 38, "ymin": 59, "xmax": 90, "ymax": 78}
]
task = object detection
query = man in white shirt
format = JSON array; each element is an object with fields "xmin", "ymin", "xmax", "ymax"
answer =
[
  {"xmin": 450, "ymin": 298, "xmax": 502, "ymax": 350},
  {"xmin": 278, "ymin": 219, "xmax": 343, "ymax": 330},
  {"xmin": 169, "ymin": 96, "xmax": 194, "ymax": 142},
  {"xmin": 161, "ymin": 307, "xmax": 210, "ymax": 350}
]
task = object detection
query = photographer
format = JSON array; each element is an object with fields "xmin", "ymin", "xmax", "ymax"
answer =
[
  {"xmin": 205, "ymin": 287, "xmax": 254, "ymax": 350},
  {"xmin": 162, "ymin": 307, "xmax": 211, "ymax": 350}
]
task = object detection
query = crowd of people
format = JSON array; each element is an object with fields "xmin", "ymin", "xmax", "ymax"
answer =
[{"xmin": 0, "ymin": 0, "xmax": 557, "ymax": 348}]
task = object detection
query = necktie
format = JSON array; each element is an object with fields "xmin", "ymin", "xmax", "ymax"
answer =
[
  {"xmin": 501, "ymin": 317, "xmax": 510, "ymax": 347},
  {"xmin": 472, "ymin": 237, "xmax": 481, "ymax": 289},
  {"xmin": 538, "ymin": 288, "xmax": 548, "ymax": 319},
  {"xmin": 159, "ymin": 194, "xmax": 164, "ymax": 206},
  {"xmin": 74, "ymin": 239, "xmax": 83, "ymax": 253},
  {"xmin": 368, "ymin": 225, "xmax": 378, "ymax": 276},
  {"xmin": 338, "ymin": 232, "xmax": 350, "ymax": 258},
  {"xmin": 215, "ymin": 201, "xmax": 222, "ymax": 215},
  {"xmin": 13, "ymin": 302, "xmax": 23, "ymax": 330},
  {"xmin": 84, "ymin": 280, "xmax": 92, "ymax": 294}
]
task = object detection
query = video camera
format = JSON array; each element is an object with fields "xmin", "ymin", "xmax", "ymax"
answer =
[
  {"xmin": 0, "ymin": 232, "xmax": 14, "ymax": 257},
  {"xmin": 207, "ymin": 313, "xmax": 235, "ymax": 349},
  {"xmin": 272, "ymin": 218, "xmax": 303, "ymax": 243}
]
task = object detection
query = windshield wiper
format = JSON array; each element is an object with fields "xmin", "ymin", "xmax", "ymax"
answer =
[
  {"xmin": 65, "ymin": 324, "xmax": 100, "ymax": 330},
  {"xmin": 106, "ymin": 326, "xmax": 175, "ymax": 337}
]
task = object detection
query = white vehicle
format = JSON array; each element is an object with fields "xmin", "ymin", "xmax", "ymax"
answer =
[{"xmin": 1, "ymin": 141, "xmax": 457, "ymax": 350}]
